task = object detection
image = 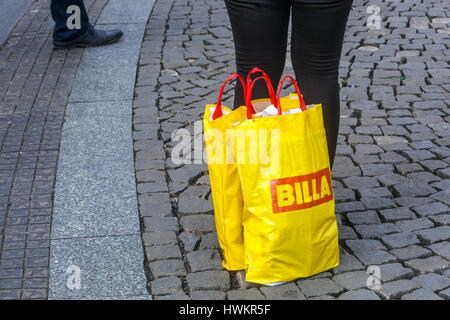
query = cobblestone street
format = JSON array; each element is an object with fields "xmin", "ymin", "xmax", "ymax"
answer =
[{"xmin": 0, "ymin": 0, "xmax": 449, "ymax": 300}]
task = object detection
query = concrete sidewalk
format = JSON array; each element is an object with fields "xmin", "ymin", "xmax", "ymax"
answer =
[{"xmin": 0, "ymin": 0, "xmax": 154, "ymax": 299}]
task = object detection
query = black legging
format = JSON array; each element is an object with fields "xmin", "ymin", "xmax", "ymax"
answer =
[{"xmin": 225, "ymin": 0, "xmax": 353, "ymax": 167}]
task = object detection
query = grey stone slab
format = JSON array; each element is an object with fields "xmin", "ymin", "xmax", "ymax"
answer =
[
  {"xmin": 65, "ymin": 101, "xmax": 132, "ymax": 118},
  {"xmin": 187, "ymin": 270, "xmax": 230, "ymax": 291},
  {"xmin": 429, "ymin": 214, "xmax": 450, "ymax": 226},
  {"xmin": 97, "ymin": 0, "xmax": 156, "ymax": 24},
  {"xmin": 227, "ymin": 288, "xmax": 266, "ymax": 300},
  {"xmin": 381, "ymin": 232, "xmax": 421, "ymax": 249},
  {"xmin": 144, "ymin": 217, "xmax": 179, "ymax": 232},
  {"xmin": 439, "ymin": 288, "xmax": 450, "ymax": 299},
  {"xmin": 179, "ymin": 232, "xmax": 200, "ymax": 252},
  {"xmin": 346, "ymin": 239, "xmax": 387, "ymax": 252},
  {"xmin": 259, "ymin": 283, "xmax": 306, "ymax": 300},
  {"xmin": 401, "ymin": 288, "xmax": 443, "ymax": 300},
  {"xmin": 52, "ymin": 110, "xmax": 139, "ymax": 238},
  {"xmin": 405, "ymin": 256, "xmax": 450, "ymax": 274},
  {"xmin": 395, "ymin": 218, "xmax": 434, "ymax": 232},
  {"xmin": 149, "ymin": 259, "xmax": 186, "ymax": 279},
  {"xmin": 178, "ymin": 186, "xmax": 214, "ymax": 215},
  {"xmin": 354, "ymin": 223, "xmax": 400, "ymax": 239},
  {"xmin": 379, "ymin": 207, "xmax": 416, "ymax": 222},
  {"xmin": 56, "ymin": 115, "xmax": 134, "ymax": 177},
  {"xmin": 427, "ymin": 241, "xmax": 450, "ymax": 260},
  {"xmin": 411, "ymin": 273, "xmax": 450, "ymax": 292},
  {"xmin": 150, "ymin": 276, "xmax": 183, "ymax": 296},
  {"xmin": 142, "ymin": 231, "xmax": 178, "ymax": 247},
  {"xmin": 69, "ymin": 23, "xmax": 146, "ymax": 102},
  {"xmin": 308, "ymin": 295, "xmax": 336, "ymax": 300},
  {"xmin": 332, "ymin": 271, "xmax": 369, "ymax": 290},
  {"xmin": 347, "ymin": 210, "xmax": 381, "ymax": 225},
  {"xmin": 153, "ymin": 292, "xmax": 190, "ymax": 300},
  {"xmin": 337, "ymin": 289, "xmax": 381, "ymax": 300},
  {"xmin": 338, "ymin": 225, "xmax": 358, "ymax": 240},
  {"xmin": 332, "ymin": 253, "xmax": 365, "ymax": 274},
  {"xmin": 414, "ymin": 226, "xmax": 450, "ymax": 244},
  {"xmin": 352, "ymin": 249, "xmax": 397, "ymax": 266},
  {"xmin": 199, "ymin": 232, "xmax": 220, "ymax": 250},
  {"xmin": 180, "ymin": 215, "xmax": 215, "ymax": 233},
  {"xmin": 378, "ymin": 263, "xmax": 414, "ymax": 283},
  {"xmin": 52, "ymin": 173, "xmax": 140, "ymax": 238},
  {"xmin": 374, "ymin": 279, "xmax": 421, "ymax": 300},
  {"xmin": 145, "ymin": 244, "xmax": 182, "ymax": 262},
  {"xmin": 191, "ymin": 290, "xmax": 227, "ymax": 300},
  {"xmin": 49, "ymin": 236, "xmax": 149, "ymax": 299},
  {"xmin": 296, "ymin": 278, "xmax": 345, "ymax": 298},
  {"xmin": 187, "ymin": 249, "xmax": 223, "ymax": 272},
  {"xmin": 390, "ymin": 245, "xmax": 432, "ymax": 261}
]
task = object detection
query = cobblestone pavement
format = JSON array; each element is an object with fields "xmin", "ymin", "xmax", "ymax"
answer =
[
  {"xmin": 134, "ymin": 0, "xmax": 450, "ymax": 300},
  {"xmin": 0, "ymin": 0, "xmax": 449, "ymax": 301},
  {"xmin": 0, "ymin": 0, "xmax": 109, "ymax": 299}
]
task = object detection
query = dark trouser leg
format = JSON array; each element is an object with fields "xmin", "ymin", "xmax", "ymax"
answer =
[
  {"xmin": 291, "ymin": 0, "xmax": 353, "ymax": 168},
  {"xmin": 51, "ymin": 0, "xmax": 90, "ymax": 43},
  {"xmin": 224, "ymin": 0, "xmax": 291, "ymax": 108}
]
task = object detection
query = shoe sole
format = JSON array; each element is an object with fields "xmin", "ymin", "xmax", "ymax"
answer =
[{"xmin": 53, "ymin": 33, "xmax": 123, "ymax": 49}]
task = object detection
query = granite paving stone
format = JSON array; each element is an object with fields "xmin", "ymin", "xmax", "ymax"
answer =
[
  {"xmin": 296, "ymin": 278, "xmax": 345, "ymax": 298},
  {"xmin": 354, "ymin": 223, "xmax": 400, "ymax": 239},
  {"xmin": 227, "ymin": 288, "xmax": 266, "ymax": 300},
  {"xmin": 411, "ymin": 273, "xmax": 450, "ymax": 292},
  {"xmin": 187, "ymin": 270, "xmax": 230, "ymax": 291},
  {"xmin": 427, "ymin": 241, "xmax": 450, "ymax": 260},
  {"xmin": 332, "ymin": 271, "xmax": 370, "ymax": 290},
  {"xmin": 381, "ymin": 232, "xmax": 421, "ymax": 249},
  {"xmin": 259, "ymin": 283, "xmax": 306, "ymax": 300},
  {"xmin": 438, "ymin": 288, "xmax": 450, "ymax": 299},
  {"xmin": 374, "ymin": 279, "xmax": 422, "ymax": 300},
  {"xmin": 337, "ymin": 289, "xmax": 380, "ymax": 300},
  {"xmin": 48, "ymin": 235, "xmax": 149, "ymax": 299},
  {"xmin": 395, "ymin": 218, "xmax": 435, "ymax": 232},
  {"xmin": 401, "ymin": 288, "xmax": 443, "ymax": 300},
  {"xmin": 187, "ymin": 249, "xmax": 223, "ymax": 272},
  {"xmin": 390, "ymin": 245, "xmax": 433, "ymax": 261},
  {"xmin": 404, "ymin": 256, "xmax": 450, "ymax": 274},
  {"xmin": 377, "ymin": 263, "xmax": 414, "ymax": 283},
  {"xmin": 150, "ymin": 276, "xmax": 184, "ymax": 296},
  {"xmin": 414, "ymin": 226, "xmax": 450, "ymax": 244}
]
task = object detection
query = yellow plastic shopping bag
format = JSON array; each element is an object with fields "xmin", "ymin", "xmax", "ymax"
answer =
[
  {"xmin": 203, "ymin": 73, "xmax": 249, "ymax": 270},
  {"xmin": 233, "ymin": 73, "xmax": 339, "ymax": 285},
  {"xmin": 203, "ymin": 70, "xmax": 286, "ymax": 271}
]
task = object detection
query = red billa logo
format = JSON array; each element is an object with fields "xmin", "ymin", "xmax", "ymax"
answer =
[{"xmin": 270, "ymin": 167, "xmax": 333, "ymax": 213}]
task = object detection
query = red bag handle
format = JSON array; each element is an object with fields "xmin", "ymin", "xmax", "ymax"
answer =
[
  {"xmin": 276, "ymin": 75, "xmax": 307, "ymax": 112},
  {"xmin": 245, "ymin": 68, "xmax": 277, "ymax": 119},
  {"xmin": 212, "ymin": 73, "xmax": 247, "ymax": 120}
]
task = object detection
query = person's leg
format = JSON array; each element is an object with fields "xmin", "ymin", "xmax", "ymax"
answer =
[
  {"xmin": 51, "ymin": 0, "xmax": 90, "ymax": 43},
  {"xmin": 225, "ymin": 0, "xmax": 291, "ymax": 109},
  {"xmin": 291, "ymin": 0, "xmax": 352, "ymax": 167},
  {"xmin": 51, "ymin": 0, "xmax": 123, "ymax": 48}
]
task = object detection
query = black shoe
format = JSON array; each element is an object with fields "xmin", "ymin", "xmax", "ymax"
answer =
[{"xmin": 54, "ymin": 26, "xmax": 123, "ymax": 48}]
